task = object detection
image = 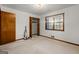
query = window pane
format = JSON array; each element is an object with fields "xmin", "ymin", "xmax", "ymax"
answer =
[
  {"xmin": 54, "ymin": 22, "xmax": 63, "ymax": 30},
  {"xmin": 46, "ymin": 17, "xmax": 54, "ymax": 29},
  {"xmin": 60, "ymin": 23, "xmax": 63, "ymax": 30},
  {"xmin": 54, "ymin": 14, "xmax": 64, "ymax": 30},
  {"xmin": 54, "ymin": 14, "xmax": 63, "ymax": 22}
]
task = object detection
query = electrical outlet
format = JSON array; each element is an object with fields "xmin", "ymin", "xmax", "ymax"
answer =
[{"xmin": 51, "ymin": 35, "xmax": 55, "ymax": 39}]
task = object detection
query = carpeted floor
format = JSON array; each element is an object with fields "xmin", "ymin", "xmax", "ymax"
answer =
[{"xmin": 0, "ymin": 35, "xmax": 79, "ymax": 54}]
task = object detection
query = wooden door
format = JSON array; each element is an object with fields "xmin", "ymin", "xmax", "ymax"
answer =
[
  {"xmin": 29, "ymin": 17, "xmax": 32, "ymax": 37},
  {"xmin": 0, "ymin": 9, "xmax": 1, "ymax": 43},
  {"xmin": 1, "ymin": 11, "xmax": 16, "ymax": 44},
  {"xmin": 37, "ymin": 18, "xmax": 40, "ymax": 36}
]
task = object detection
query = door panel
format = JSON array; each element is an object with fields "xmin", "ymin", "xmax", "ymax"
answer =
[
  {"xmin": 29, "ymin": 17, "xmax": 32, "ymax": 37},
  {"xmin": 1, "ymin": 11, "xmax": 15, "ymax": 44},
  {"xmin": 37, "ymin": 18, "xmax": 40, "ymax": 36}
]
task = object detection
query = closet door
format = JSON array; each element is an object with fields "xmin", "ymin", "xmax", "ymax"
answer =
[
  {"xmin": 1, "ymin": 11, "xmax": 16, "ymax": 44},
  {"xmin": 37, "ymin": 18, "xmax": 40, "ymax": 36},
  {"xmin": 0, "ymin": 8, "xmax": 1, "ymax": 44}
]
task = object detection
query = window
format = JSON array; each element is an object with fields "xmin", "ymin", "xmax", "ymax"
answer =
[{"xmin": 45, "ymin": 13, "xmax": 64, "ymax": 31}]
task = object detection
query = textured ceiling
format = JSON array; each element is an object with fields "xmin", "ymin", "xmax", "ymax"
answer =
[{"xmin": 2, "ymin": 4, "xmax": 75, "ymax": 15}]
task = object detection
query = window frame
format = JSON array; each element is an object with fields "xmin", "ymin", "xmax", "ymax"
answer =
[{"xmin": 45, "ymin": 13, "xmax": 64, "ymax": 31}]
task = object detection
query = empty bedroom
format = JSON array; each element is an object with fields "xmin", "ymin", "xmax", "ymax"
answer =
[{"xmin": 0, "ymin": 4, "xmax": 79, "ymax": 54}]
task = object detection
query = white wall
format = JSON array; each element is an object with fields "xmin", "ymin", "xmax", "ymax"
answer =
[
  {"xmin": 1, "ymin": 5, "xmax": 79, "ymax": 44},
  {"xmin": 1, "ymin": 5, "xmax": 38, "ymax": 40},
  {"xmin": 40, "ymin": 5, "xmax": 79, "ymax": 44},
  {"xmin": 32, "ymin": 23, "xmax": 37, "ymax": 34}
]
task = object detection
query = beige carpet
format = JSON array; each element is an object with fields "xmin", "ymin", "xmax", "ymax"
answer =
[{"xmin": 0, "ymin": 35, "xmax": 79, "ymax": 54}]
